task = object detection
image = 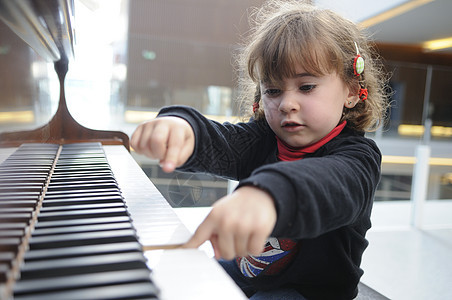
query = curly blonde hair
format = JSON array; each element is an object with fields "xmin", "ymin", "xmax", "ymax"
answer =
[{"xmin": 235, "ymin": 0, "xmax": 389, "ymax": 132}]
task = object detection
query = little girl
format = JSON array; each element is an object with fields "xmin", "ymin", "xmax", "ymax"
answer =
[{"xmin": 131, "ymin": 1, "xmax": 389, "ymax": 299}]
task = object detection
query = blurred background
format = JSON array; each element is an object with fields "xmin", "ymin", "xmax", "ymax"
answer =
[{"xmin": 1, "ymin": 1, "xmax": 451, "ymax": 299}]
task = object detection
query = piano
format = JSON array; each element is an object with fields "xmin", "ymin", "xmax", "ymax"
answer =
[{"xmin": 0, "ymin": 1, "xmax": 246, "ymax": 299}]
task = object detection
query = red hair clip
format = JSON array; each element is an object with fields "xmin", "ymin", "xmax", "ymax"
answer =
[
  {"xmin": 359, "ymin": 87, "xmax": 368, "ymax": 101},
  {"xmin": 253, "ymin": 102, "xmax": 260, "ymax": 113}
]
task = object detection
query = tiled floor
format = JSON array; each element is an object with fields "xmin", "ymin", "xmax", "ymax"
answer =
[
  {"xmin": 361, "ymin": 227, "xmax": 452, "ymax": 300},
  {"xmin": 360, "ymin": 201, "xmax": 452, "ymax": 300},
  {"xmin": 174, "ymin": 200, "xmax": 452, "ymax": 300}
]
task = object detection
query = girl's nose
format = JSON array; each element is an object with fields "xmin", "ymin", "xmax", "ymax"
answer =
[{"xmin": 279, "ymin": 92, "xmax": 300, "ymax": 113}]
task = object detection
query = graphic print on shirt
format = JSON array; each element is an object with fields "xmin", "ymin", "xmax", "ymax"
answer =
[{"xmin": 237, "ymin": 237, "xmax": 299, "ymax": 278}]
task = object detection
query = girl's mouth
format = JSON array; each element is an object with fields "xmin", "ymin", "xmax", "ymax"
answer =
[
  {"xmin": 282, "ymin": 120, "xmax": 302, "ymax": 127},
  {"xmin": 281, "ymin": 121, "xmax": 304, "ymax": 132}
]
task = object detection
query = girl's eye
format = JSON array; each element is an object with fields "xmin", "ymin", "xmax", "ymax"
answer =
[
  {"xmin": 263, "ymin": 89, "xmax": 281, "ymax": 97},
  {"xmin": 300, "ymin": 85, "xmax": 316, "ymax": 92}
]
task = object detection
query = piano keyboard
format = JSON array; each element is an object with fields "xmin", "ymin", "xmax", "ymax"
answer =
[{"xmin": 0, "ymin": 142, "xmax": 169, "ymax": 299}]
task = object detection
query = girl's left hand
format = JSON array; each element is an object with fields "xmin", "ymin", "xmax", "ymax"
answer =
[{"xmin": 183, "ymin": 186, "xmax": 277, "ymax": 260}]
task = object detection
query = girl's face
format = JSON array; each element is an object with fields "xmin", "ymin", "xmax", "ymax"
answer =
[{"xmin": 261, "ymin": 65, "xmax": 358, "ymax": 148}]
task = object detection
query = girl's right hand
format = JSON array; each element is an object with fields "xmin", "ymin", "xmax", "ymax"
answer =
[
  {"xmin": 183, "ymin": 186, "xmax": 277, "ymax": 260},
  {"xmin": 131, "ymin": 116, "xmax": 195, "ymax": 173}
]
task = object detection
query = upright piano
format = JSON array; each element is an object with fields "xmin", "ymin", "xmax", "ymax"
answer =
[{"xmin": 0, "ymin": 1, "xmax": 246, "ymax": 299}]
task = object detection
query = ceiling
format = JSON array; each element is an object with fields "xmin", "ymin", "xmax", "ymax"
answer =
[
  {"xmin": 366, "ymin": 0, "xmax": 452, "ymax": 52},
  {"xmin": 316, "ymin": 0, "xmax": 452, "ymax": 53}
]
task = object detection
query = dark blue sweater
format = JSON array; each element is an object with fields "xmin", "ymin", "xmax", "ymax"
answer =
[{"xmin": 158, "ymin": 105, "xmax": 382, "ymax": 300}]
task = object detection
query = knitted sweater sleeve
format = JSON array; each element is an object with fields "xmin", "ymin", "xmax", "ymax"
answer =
[
  {"xmin": 238, "ymin": 133, "xmax": 382, "ymax": 239},
  {"xmin": 157, "ymin": 105, "xmax": 275, "ymax": 180}
]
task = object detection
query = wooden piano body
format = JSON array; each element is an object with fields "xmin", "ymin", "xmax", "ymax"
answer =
[{"xmin": 0, "ymin": 1, "xmax": 246, "ymax": 299}]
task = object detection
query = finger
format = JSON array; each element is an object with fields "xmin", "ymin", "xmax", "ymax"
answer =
[
  {"xmin": 133, "ymin": 123, "xmax": 159, "ymax": 158},
  {"xmin": 160, "ymin": 127, "xmax": 185, "ymax": 172},
  {"xmin": 181, "ymin": 141, "xmax": 194, "ymax": 162},
  {"xmin": 146, "ymin": 123, "xmax": 170, "ymax": 160},
  {"xmin": 216, "ymin": 225, "xmax": 236, "ymax": 260},
  {"xmin": 159, "ymin": 161, "xmax": 176, "ymax": 173},
  {"xmin": 233, "ymin": 226, "xmax": 250, "ymax": 257},
  {"xmin": 130, "ymin": 125, "xmax": 144, "ymax": 153},
  {"xmin": 247, "ymin": 232, "xmax": 267, "ymax": 256},
  {"xmin": 183, "ymin": 219, "xmax": 215, "ymax": 250},
  {"xmin": 210, "ymin": 234, "xmax": 221, "ymax": 259}
]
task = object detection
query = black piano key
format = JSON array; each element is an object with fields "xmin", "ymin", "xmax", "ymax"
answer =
[
  {"xmin": 7, "ymin": 147, "xmax": 57, "ymax": 152},
  {"xmin": 0, "ymin": 176, "xmax": 48, "ymax": 183},
  {"xmin": 56, "ymin": 158, "xmax": 106, "ymax": 161},
  {"xmin": 46, "ymin": 182, "xmax": 119, "ymax": 192},
  {"xmin": 50, "ymin": 171, "xmax": 113, "ymax": 178},
  {"xmin": 49, "ymin": 174, "xmax": 115, "ymax": 182},
  {"xmin": 61, "ymin": 147, "xmax": 104, "ymax": 152},
  {"xmin": 0, "ymin": 195, "xmax": 40, "ymax": 202},
  {"xmin": 1, "ymin": 158, "xmax": 53, "ymax": 163},
  {"xmin": 55, "ymin": 161, "xmax": 110, "ymax": 168},
  {"xmin": 0, "ymin": 238, "xmax": 21, "ymax": 252},
  {"xmin": 58, "ymin": 151, "xmax": 105, "ymax": 156},
  {"xmin": 3, "ymin": 155, "xmax": 55, "ymax": 160},
  {"xmin": 1, "ymin": 161, "xmax": 53, "ymax": 167},
  {"xmin": 39, "ymin": 202, "xmax": 126, "ymax": 213},
  {"xmin": 59, "ymin": 149, "xmax": 104, "ymax": 154},
  {"xmin": 28, "ymin": 229, "xmax": 138, "ymax": 250},
  {"xmin": 60, "ymin": 149, "xmax": 105, "ymax": 154},
  {"xmin": 42, "ymin": 195, "xmax": 124, "ymax": 207},
  {"xmin": 0, "ymin": 184, "xmax": 44, "ymax": 192},
  {"xmin": 0, "ymin": 225, "xmax": 27, "ymax": 246},
  {"xmin": 0, "ymin": 263, "xmax": 10, "ymax": 283},
  {"xmin": 57, "ymin": 152, "xmax": 105, "ymax": 157},
  {"xmin": 0, "ymin": 192, "xmax": 41, "ymax": 199},
  {"xmin": 24, "ymin": 242, "xmax": 143, "ymax": 261},
  {"xmin": 44, "ymin": 190, "xmax": 121, "ymax": 200},
  {"xmin": 13, "ymin": 269, "xmax": 156, "ymax": 296},
  {"xmin": 44, "ymin": 187, "xmax": 120, "ymax": 194},
  {"xmin": 0, "ymin": 213, "xmax": 32, "ymax": 223},
  {"xmin": 0, "ymin": 200, "xmax": 38, "ymax": 208},
  {"xmin": 37, "ymin": 207, "xmax": 129, "ymax": 222},
  {"xmin": 53, "ymin": 166, "xmax": 111, "ymax": 172},
  {"xmin": 0, "ymin": 252, "xmax": 15, "ymax": 266},
  {"xmin": 0, "ymin": 252, "xmax": 15, "ymax": 284},
  {"xmin": 54, "ymin": 166, "xmax": 111, "ymax": 172},
  {"xmin": 1, "ymin": 207, "xmax": 34, "ymax": 214},
  {"xmin": 0, "ymin": 167, "xmax": 51, "ymax": 173},
  {"xmin": 19, "ymin": 252, "xmax": 149, "ymax": 280},
  {"xmin": 34, "ymin": 216, "xmax": 131, "ymax": 229},
  {"xmin": 1, "ymin": 155, "xmax": 53, "ymax": 158},
  {"xmin": 0, "ymin": 230, "xmax": 24, "ymax": 238},
  {"xmin": 0, "ymin": 171, "xmax": 49, "ymax": 179},
  {"xmin": 17, "ymin": 143, "xmax": 58, "ymax": 148},
  {"xmin": 0, "ymin": 222, "xmax": 27, "ymax": 232},
  {"xmin": 59, "ymin": 147, "xmax": 104, "ymax": 152},
  {"xmin": 31, "ymin": 222, "xmax": 133, "ymax": 236},
  {"xmin": 47, "ymin": 179, "xmax": 118, "ymax": 186}
]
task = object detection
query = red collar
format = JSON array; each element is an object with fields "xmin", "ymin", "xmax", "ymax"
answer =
[{"xmin": 276, "ymin": 121, "xmax": 347, "ymax": 161}]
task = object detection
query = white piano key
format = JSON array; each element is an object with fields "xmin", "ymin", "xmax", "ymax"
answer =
[
  {"xmin": 103, "ymin": 145, "xmax": 192, "ymax": 248},
  {"xmin": 147, "ymin": 249, "xmax": 247, "ymax": 300}
]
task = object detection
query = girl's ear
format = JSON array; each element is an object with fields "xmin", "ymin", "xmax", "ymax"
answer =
[{"xmin": 344, "ymin": 82, "xmax": 360, "ymax": 108}]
